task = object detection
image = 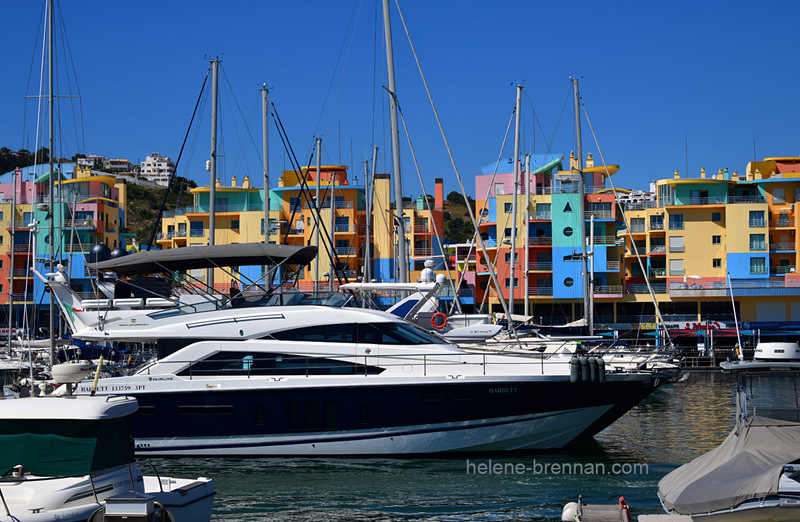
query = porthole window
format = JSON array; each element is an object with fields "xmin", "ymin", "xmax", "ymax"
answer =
[
  {"xmin": 564, "ymin": 278, "xmax": 574, "ymax": 287},
  {"xmin": 563, "ymin": 227, "xmax": 573, "ymax": 237}
]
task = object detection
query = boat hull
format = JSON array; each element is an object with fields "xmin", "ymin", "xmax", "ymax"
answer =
[{"xmin": 95, "ymin": 375, "xmax": 657, "ymax": 456}]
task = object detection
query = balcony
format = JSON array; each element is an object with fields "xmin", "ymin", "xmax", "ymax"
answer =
[
  {"xmin": 625, "ymin": 283, "xmax": 667, "ymax": 294},
  {"xmin": 304, "ymin": 200, "xmax": 354, "ymax": 210},
  {"xmin": 668, "ymin": 223, "xmax": 684, "ymax": 230},
  {"xmin": 413, "ymin": 248, "xmax": 433, "ymax": 256},
  {"xmin": 594, "ymin": 285, "xmax": 623, "ymax": 296},
  {"xmin": 533, "ymin": 212, "xmax": 551, "ymax": 221},
  {"xmin": 334, "ymin": 224, "xmax": 356, "ymax": 233},
  {"xmin": 770, "ymin": 242, "xmax": 795, "ymax": 251},
  {"xmin": 650, "ymin": 267, "xmax": 667, "ymax": 277},
  {"xmin": 335, "ymin": 247, "xmax": 356, "ymax": 256},
  {"xmin": 629, "ymin": 225, "xmax": 646, "ymax": 234},
  {"xmin": 668, "ymin": 278, "xmax": 800, "ymax": 297},
  {"xmin": 67, "ymin": 243, "xmax": 93, "ymax": 252},
  {"xmin": 749, "ymin": 219, "xmax": 766, "ymax": 228},
  {"xmin": 649, "ymin": 222, "xmax": 665, "ymax": 231},
  {"xmin": 288, "ymin": 227, "xmax": 306, "ymax": 236},
  {"xmin": 6, "ymin": 269, "xmax": 31, "ymax": 278},
  {"xmin": 414, "ymin": 225, "xmax": 432, "ymax": 234},
  {"xmin": 529, "ymin": 237, "xmax": 553, "ymax": 246},
  {"xmin": 772, "ymin": 218, "xmax": 795, "ymax": 228},
  {"xmin": 585, "ymin": 210, "xmax": 613, "ymax": 220},
  {"xmin": 64, "ymin": 219, "xmax": 96, "ymax": 229},
  {"xmin": 12, "ymin": 244, "xmax": 31, "ymax": 253},
  {"xmin": 606, "ymin": 261, "xmax": 620, "ymax": 271},
  {"xmin": 661, "ymin": 195, "xmax": 765, "ymax": 206},
  {"xmin": 190, "ymin": 229, "xmax": 205, "ymax": 237},
  {"xmin": 8, "ymin": 220, "xmax": 32, "ymax": 230},
  {"xmin": 592, "ymin": 236, "xmax": 617, "ymax": 246},
  {"xmin": 772, "ymin": 265, "xmax": 797, "ymax": 275},
  {"xmin": 527, "ymin": 262, "xmax": 553, "ymax": 271},
  {"xmin": 527, "ymin": 286, "xmax": 554, "ymax": 296},
  {"xmin": 12, "ymin": 293, "xmax": 34, "ymax": 302},
  {"xmin": 650, "ymin": 245, "xmax": 666, "ymax": 254}
]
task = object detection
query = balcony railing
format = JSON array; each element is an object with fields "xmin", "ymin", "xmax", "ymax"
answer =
[
  {"xmin": 592, "ymin": 236, "xmax": 617, "ymax": 245},
  {"xmin": 668, "ymin": 245, "xmax": 685, "ymax": 253},
  {"xmin": 649, "ymin": 222, "xmax": 665, "ymax": 230},
  {"xmin": 533, "ymin": 212, "xmax": 551, "ymax": 220},
  {"xmin": 335, "ymin": 247, "xmax": 356, "ymax": 256},
  {"xmin": 527, "ymin": 286, "xmax": 554, "ymax": 296},
  {"xmin": 413, "ymin": 248, "xmax": 433, "ymax": 256},
  {"xmin": 650, "ymin": 267, "xmax": 667, "ymax": 277},
  {"xmin": 64, "ymin": 219, "xmax": 96, "ymax": 228},
  {"xmin": 529, "ymin": 237, "xmax": 552, "ymax": 246},
  {"xmin": 585, "ymin": 210, "xmax": 613, "ymax": 220},
  {"xmin": 668, "ymin": 222, "xmax": 684, "ymax": 230},
  {"xmin": 625, "ymin": 283, "xmax": 667, "ymax": 294},
  {"xmin": 12, "ymin": 293, "xmax": 34, "ymax": 301},
  {"xmin": 527, "ymin": 262, "xmax": 553, "ymax": 271},
  {"xmin": 594, "ymin": 285, "xmax": 622, "ymax": 295},
  {"xmin": 772, "ymin": 265, "xmax": 797, "ymax": 275},
  {"xmin": 13, "ymin": 244, "xmax": 31, "ymax": 253},
  {"xmin": 190, "ymin": 229, "xmax": 205, "ymax": 237},
  {"xmin": 6, "ymin": 269, "xmax": 31, "ymax": 278},
  {"xmin": 413, "ymin": 225, "xmax": 431, "ymax": 233},
  {"xmin": 770, "ymin": 242, "xmax": 795, "ymax": 251},
  {"xmin": 749, "ymin": 219, "xmax": 766, "ymax": 228},
  {"xmin": 334, "ymin": 224, "xmax": 356, "ymax": 233},
  {"xmin": 629, "ymin": 224, "xmax": 646, "ymax": 233},
  {"xmin": 772, "ymin": 218, "xmax": 795, "ymax": 228},
  {"xmin": 650, "ymin": 245, "xmax": 666, "ymax": 253},
  {"xmin": 621, "ymin": 200, "xmax": 659, "ymax": 211},
  {"xmin": 660, "ymin": 195, "xmax": 765, "ymax": 206},
  {"xmin": 304, "ymin": 200, "xmax": 354, "ymax": 210},
  {"xmin": 606, "ymin": 261, "xmax": 620, "ymax": 271},
  {"xmin": 288, "ymin": 227, "xmax": 305, "ymax": 236},
  {"xmin": 750, "ymin": 265, "xmax": 768, "ymax": 275}
]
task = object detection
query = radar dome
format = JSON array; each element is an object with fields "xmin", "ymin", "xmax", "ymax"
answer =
[{"xmin": 88, "ymin": 243, "xmax": 111, "ymax": 263}]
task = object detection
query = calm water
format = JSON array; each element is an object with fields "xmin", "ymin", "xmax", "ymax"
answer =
[{"xmin": 150, "ymin": 372, "xmax": 744, "ymax": 521}]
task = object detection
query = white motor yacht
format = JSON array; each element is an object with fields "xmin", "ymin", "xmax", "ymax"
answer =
[{"xmin": 44, "ymin": 243, "xmax": 660, "ymax": 457}]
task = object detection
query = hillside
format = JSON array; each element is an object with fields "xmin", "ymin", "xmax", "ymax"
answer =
[{"xmin": 125, "ymin": 182, "xmax": 193, "ymax": 245}]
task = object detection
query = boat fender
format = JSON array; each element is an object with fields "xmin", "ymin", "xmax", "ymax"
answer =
[
  {"xmin": 561, "ymin": 501, "xmax": 580, "ymax": 521},
  {"xmin": 431, "ymin": 312, "xmax": 448, "ymax": 330},
  {"xmin": 588, "ymin": 357, "xmax": 599, "ymax": 384},
  {"xmin": 570, "ymin": 358, "xmax": 580, "ymax": 384},
  {"xmin": 579, "ymin": 356, "xmax": 589, "ymax": 383},
  {"xmin": 597, "ymin": 357, "xmax": 606, "ymax": 383},
  {"xmin": 619, "ymin": 496, "xmax": 631, "ymax": 521}
]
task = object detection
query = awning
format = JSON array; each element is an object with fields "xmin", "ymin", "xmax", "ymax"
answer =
[{"xmin": 87, "ymin": 243, "xmax": 317, "ymax": 276}]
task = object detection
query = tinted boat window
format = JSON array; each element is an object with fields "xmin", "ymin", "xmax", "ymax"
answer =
[
  {"xmin": 358, "ymin": 322, "xmax": 447, "ymax": 345},
  {"xmin": 270, "ymin": 324, "xmax": 356, "ymax": 342},
  {"xmin": 176, "ymin": 351, "xmax": 383, "ymax": 376}
]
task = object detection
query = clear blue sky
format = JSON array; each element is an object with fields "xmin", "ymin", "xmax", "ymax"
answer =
[{"xmin": 2, "ymin": 0, "xmax": 799, "ymax": 198}]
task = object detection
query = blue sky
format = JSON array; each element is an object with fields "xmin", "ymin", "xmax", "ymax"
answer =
[{"xmin": 2, "ymin": 0, "xmax": 799, "ymax": 198}]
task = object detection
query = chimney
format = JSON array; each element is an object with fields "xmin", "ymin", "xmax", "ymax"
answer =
[
  {"xmin": 216, "ymin": 179, "xmax": 221, "ymax": 187},
  {"xmin": 732, "ymin": 171, "xmax": 739, "ymax": 181},
  {"xmin": 717, "ymin": 169, "xmax": 723, "ymax": 180},
  {"xmin": 586, "ymin": 153, "xmax": 594, "ymax": 168},
  {"xmin": 700, "ymin": 168, "xmax": 706, "ymax": 179},
  {"xmin": 435, "ymin": 178, "xmax": 444, "ymax": 209},
  {"xmin": 242, "ymin": 176, "xmax": 250, "ymax": 188},
  {"xmin": 231, "ymin": 176, "xmax": 237, "ymax": 187},
  {"xmin": 674, "ymin": 170, "xmax": 680, "ymax": 180}
]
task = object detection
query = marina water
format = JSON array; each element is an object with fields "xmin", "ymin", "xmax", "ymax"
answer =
[{"xmin": 150, "ymin": 372, "xmax": 741, "ymax": 520}]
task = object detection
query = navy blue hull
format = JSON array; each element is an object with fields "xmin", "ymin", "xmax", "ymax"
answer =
[{"xmin": 126, "ymin": 375, "xmax": 657, "ymax": 454}]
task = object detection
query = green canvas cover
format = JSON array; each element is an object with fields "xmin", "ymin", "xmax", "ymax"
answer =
[{"xmin": 0, "ymin": 417, "xmax": 134, "ymax": 477}]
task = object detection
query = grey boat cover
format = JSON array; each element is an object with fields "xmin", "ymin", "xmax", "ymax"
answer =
[
  {"xmin": 87, "ymin": 243, "xmax": 317, "ymax": 276},
  {"xmin": 658, "ymin": 415, "xmax": 800, "ymax": 515}
]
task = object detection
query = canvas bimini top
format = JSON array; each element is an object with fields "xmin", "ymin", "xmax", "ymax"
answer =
[{"xmin": 87, "ymin": 243, "xmax": 318, "ymax": 276}]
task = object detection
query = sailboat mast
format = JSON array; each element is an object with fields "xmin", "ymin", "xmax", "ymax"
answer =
[
  {"xmin": 208, "ymin": 58, "xmax": 220, "ymax": 291},
  {"xmin": 329, "ymin": 168, "xmax": 335, "ymax": 291},
  {"xmin": 48, "ymin": 0, "xmax": 56, "ymax": 365},
  {"xmin": 572, "ymin": 77, "xmax": 591, "ymax": 335},
  {"xmin": 262, "ymin": 84, "xmax": 270, "ymax": 245},
  {"xmin": 382, "ymin": 0, "xmax": 407, "ymax": 284},
  {"xmin": 509, "ymin": 85, "xmax": 522, "ymax": 314},
  {"xmin": 365, "ymin": 146, "xmax": 378, "ymax": 284},
  {"xmin": 8, "ymin": 168, "xmax": 18, "ymax": 353},
  {"xmin": 315, "ymin": 138, "xmax": 322, "ymax": 293},
  {"xmin": 524, "ymin": 153, "xmax": 531, "ymax": 316}
]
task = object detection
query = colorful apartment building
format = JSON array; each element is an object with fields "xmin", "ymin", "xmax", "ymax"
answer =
[
  {"xmin": 467, "ymin": 154, "xmax": 800, "ymax": 332},
  {"xmin": 157, "ymin": 166, "xmax": 445, "ymax": 292},
  {"xmin": 0, "ymin": 164, "xmax": 130, "ymax": 332}
]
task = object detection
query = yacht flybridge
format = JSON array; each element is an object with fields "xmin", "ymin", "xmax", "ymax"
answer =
[{"xmin": 42, "ymin": 243, "xmax": 658, "ymax": 456}]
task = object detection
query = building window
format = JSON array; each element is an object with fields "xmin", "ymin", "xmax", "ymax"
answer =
[
  {"xmin": 190, "ymin": 221, "xmax": 204, "ymax": 237},
  {"xmin": 669, "ymin": 236, "xmax": 684, "ymax": 253},
  {"xmin": 494, "ymin": 183, "xmax": 505, "ymax": 195},
  {"xmin": 668, "ymin": 214, "xmax": 684, "ymax": 230},
  {"xmin": 563, "ymin": 227, "xmax": 573, "ymax": 237},
  {"xmin": 712, "ymin": 235, "xmax": 721, "ymax": 245},
  {"xmin": 504, "ymin": 253, "xmax": 511, "ymax": 263},
  {"xmin": 504, "ymin": 202, "xmax": 512, "ymax": 213},
  {"xmin": 504, "ymin": 278, "xmax": 518, "ymax": 288},
  {"xmin": 504, "ymin": 228, "xmax": 512, "ymax": 237},
  {"xmin": 564, "ymin": 277, "xmax": 574, "ymax": 287},
  {"xmin": 749, "ymin": 210, "xmax": 765, "ymax": 227},
  {"xmin": 231, "ymin": 220, "xmax": 239, "ymax": 230},
  {"xmin": 750, "ymin": 257, "xmax": 767, "ymax": 274},
  {"xmin": 713, "ymin": 258, "xmax": 721, "ymax": 268},
  {"xmin": 712, "ymin": 212, "xmax": 721, "ymax": 222},
  {"xmin": 774, "ymin": 188, "xmax": 785, "ymax": 205},
  {"xmin": 749, "ymin": 234, "xmax": 766, "ymax": 251}
]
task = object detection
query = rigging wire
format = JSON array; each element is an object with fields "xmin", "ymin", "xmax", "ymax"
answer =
[
  {"xmin": 146, "ymin": 68, "xmax": 211, "ymax": 251},
  {"xmin": 391, "ymin": 0, "xmax": 516, "ymax": 333},
  {"xmin": 580, "ymin": 99, "xmax": 673, "ymax": 348}
]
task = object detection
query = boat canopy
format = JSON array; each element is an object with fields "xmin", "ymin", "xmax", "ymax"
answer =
[
  {"xmin": 87, "ymin": 243, "xmax": 318, "ymax": 276},
  {"xmin": 0, "ymin": 396, "xmax": 137, "ymax": 476},
  {"xmin": 658, "ymin": 415, "xmax": 800, "ymax": 515}
]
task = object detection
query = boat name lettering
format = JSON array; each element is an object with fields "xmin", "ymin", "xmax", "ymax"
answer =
[
  {"xmin": 489, "ymin": 387, "xmax": 517, "ymax": 394},
  {"xmin": 147, "ymin": 376, "xmax": 174, "ymax": 381},
  {"xmin": 135, "ymin": 443, "xmax": 151, "ymax": 449}
]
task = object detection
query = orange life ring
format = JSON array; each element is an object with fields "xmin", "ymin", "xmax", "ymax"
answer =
[{"xmin": 431, "ymin": 312, "xmax": 448, "ymax": 330}]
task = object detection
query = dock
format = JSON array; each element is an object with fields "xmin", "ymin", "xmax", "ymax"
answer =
[{"xmin": 562, "ymin": 499, "xmax": 692, "ymax": 521}]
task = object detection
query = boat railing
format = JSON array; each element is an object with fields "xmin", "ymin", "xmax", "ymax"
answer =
[{"xmin": 165, "ymin": 351, "xmax": 577, "ymax": 380}]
